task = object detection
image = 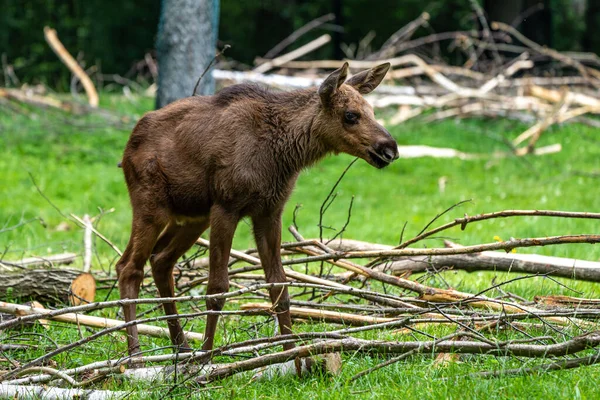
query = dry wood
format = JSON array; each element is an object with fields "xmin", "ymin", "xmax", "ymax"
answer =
[
  {"xmin": 491, "ymin": 21, "xmax": 596, "ymax": 84},
  {"xmin": 213, "ymin": 68, "xmax": 424, "ymax": 97},
  {"xmin": 122, "ymin": 353, "xmax": 342, "ymax": 383},
  {"xmin": 0, "ymin": 269, "xmax": 93, "ymax": 304},
  {"xmin": 0, "ymin": 301, "xmax": 48, "ymax": 330},
  {"xmin": 82, "ymin": 214, "xmax": 93, "ymax": 273},
  {"xmin": 201, "ymin": 333, "xmax": 600, "ymax": 382},
  {"xmin": 388, "ymin": 65, "xmax": 486, "ymax": 80},
  {"xmin": 396, "ymin": 145, "xmax": 478, "ymax": 160},
  {"xmin": 370, "ymin": 12, "xmax": 430, "ymax": 60},
  {"xmin": 0, "ymin": 301, "xmax": 204, "ymax": 342},
  {"xmin": 0, "ymin": 282, "xmax": 414, "ymax": 331},
  {"xmin": 0, "ymin": 252, "xmax": 77, "ymax": 268},
  {"xmin": 322, "ymin": 238, "xmax": 392, "ymax": 252},
  {"xmin": 286, "ymin": 235, "xmax": 600, "ymax": 270},
  {"xmin": 68, "ymin": 272, "xmax": 96, "ymax": 306},
  {"xmin": 378, "ymin": 251, "xmax": 600, "ymax": 283},
  {"xmin": 0, "ymin": 88, "xmax": 73, "ymax": 111},
  {"xmin": 253, "ymin": 34, "xmax": 331, "ymax": 74},
  {"xmin": 43, "ymin": 26, "xmax": 98, "ymax": 107},
  {"xmin": 0, "ymin": 384, "xmax": 127, "ymax": 400},
  {"xmin": 396, "ymin": 210, "xmax": 600, "ymax": 250},
  {"xmin": 195, "ymin": 237, "xmax": 351, "ymax": 290},
  {"xmin": 2, "ymin": 333, "xmax": 344, "ymax": 386},
  {"xmin": 263, "ymin": 13, "xmax": 336, "ymax": 59},
  {"xmin": 286, "ymin": 230, "xmax": 596, "ymax": 325},
  {"xmin": 70, "ymin": 213, "xmax": 123, "ymax": 257},
  {"xmin": 527, "ymin": 85, "xmax": 600, "ymax": 109},
  {"xmin": 241, "ymin": 303, "xmax": 398, "ymax": 326},
  {"xmin": 534, "ymin": 295, "xmax": 600, "ymax": 308}
]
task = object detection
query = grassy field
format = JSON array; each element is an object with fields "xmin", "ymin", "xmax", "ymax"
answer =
[{"xmin": 1, "ymin": 94, "xmax": 600, "ymax": 399}]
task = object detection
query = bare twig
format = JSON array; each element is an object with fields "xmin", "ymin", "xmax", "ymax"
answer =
[
  {"xmin": 263, "ymin": 13, "xmax": 336, "ymax": 59},
  {"xmin": 192, "ymin": 44, "xmax": 231, "ymax": 96},
  {"xmin": 397, "ymin": 210, "xmax": 600, "ymax": 250},
  {"xmin": 254, "ymin": 34, "xmax": 331, "ymax": 74}
]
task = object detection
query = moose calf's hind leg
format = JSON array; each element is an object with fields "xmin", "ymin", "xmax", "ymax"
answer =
[
  {"xmin": 150, "ymin": 220, "xmax": 210, "ymax": 352},
  {"xmin": 116, "ymin": 217, "xmax": 164, "ymax": 358}
]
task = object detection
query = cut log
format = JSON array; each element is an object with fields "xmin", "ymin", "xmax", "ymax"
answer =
[
  {"xmin": 68, "ymin": 272, "xmax": 96, "ymax": 306},
  {"xmin": 0, "ymin": 268, "xmax": 95, "ymax": 304},
  {"xmin": 377, "ymin": 251, "xmax": 600, "ymax": 283}
]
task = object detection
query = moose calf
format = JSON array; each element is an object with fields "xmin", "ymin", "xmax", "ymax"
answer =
[{"xmin": 116, "ymin": 62, "xmax": 399, "ymax": 360}]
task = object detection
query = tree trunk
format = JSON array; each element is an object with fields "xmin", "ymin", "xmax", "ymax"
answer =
[{"xmin": 155, "ymin": 0, "xmax": 219, "ymax": 109}]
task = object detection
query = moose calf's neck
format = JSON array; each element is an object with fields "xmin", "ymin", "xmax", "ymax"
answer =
[{"xmin": 227, "ymin": 87, "xmax": 328, "ymax": 177}]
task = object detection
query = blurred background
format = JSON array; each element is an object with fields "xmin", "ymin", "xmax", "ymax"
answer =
[{"xmin": 1, "ymin": 0, "xmax": 597, "ymax": 90}]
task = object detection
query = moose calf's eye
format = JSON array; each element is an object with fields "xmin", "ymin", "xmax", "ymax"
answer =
[{"xmin": 344, "ymin": 111, "xmax": 359, "ymax": 124}]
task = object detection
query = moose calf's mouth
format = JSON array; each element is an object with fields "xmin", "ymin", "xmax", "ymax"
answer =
[{"xmin": 368, "ymin": 149, "xmax": 395, "ymax": 169}]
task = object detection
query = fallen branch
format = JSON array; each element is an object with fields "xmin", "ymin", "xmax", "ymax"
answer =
[
  {"xmin": 534, "ymin": 295, "xmax": 600, "ymax": 308},
  {"xmin": 491, "ymin": 21, "xmax": 596, "ymax": 84},
  {"xmin": 0, "ymin": 301, "xmax": 203, "ymax": 342},
  {"xmin": 253, "ymin": 34, "xmax": 331, "ymax": 74},
  {"xmin": 201, "ymin": 333, "xmax": 600, "ymax": 382},
  {"xmin": 471, "ymin": 351, "xmax": 600, "ymax": 379},
  {"xmin": 396, "ymin": 210, "xmax": 600, "ymax": 250},
  {"xmin": 241, "ymin": 303, "xmax": 398, "ymax": 326},
  {"xmin": 43, "ymin": 26, "xmax": 98, "ymax": 107},
  {"xmin": 263, "ymin": 13, "xmax": 336, "ymax": 59},
  {"xmin": 378, "ymin": 250, "xmax": 600, "ymax": 283},
  {"xmin": 0, "ymin": 252, "xmax": 77, "ymax": 268},
  {"xmin": 0, "ymin": 384, "xmax": 128, "ymax": 400},
  {"xmin": 0, "ymin": 88, "xmax": 74, "ymax": 112}
]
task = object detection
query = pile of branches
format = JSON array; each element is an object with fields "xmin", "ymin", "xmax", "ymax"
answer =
[{"xmin": 1, "ymin": 206, "xmax": 600, "ymax": 397}]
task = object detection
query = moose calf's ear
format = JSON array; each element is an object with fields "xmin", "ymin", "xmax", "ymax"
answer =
[
  {"xmin": 346, "ymin": 62, "xmax": 391, "ymax": 95},
  {"xmin": 318, "ymin": 62, "xmax": 349, "ymax": 105}
]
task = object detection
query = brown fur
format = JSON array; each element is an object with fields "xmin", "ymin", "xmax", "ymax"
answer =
[{"xmin": 115, "ymin": 63, "xmax": 398, "ymax": 359}]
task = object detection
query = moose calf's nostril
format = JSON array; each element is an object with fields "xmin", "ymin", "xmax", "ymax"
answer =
[{"xmin": 382, "ymin": 147, "xmax": 396, "ymax": 161}]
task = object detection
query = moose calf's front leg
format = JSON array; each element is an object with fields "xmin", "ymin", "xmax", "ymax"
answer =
[
  {"xmin": 252, "ymin": 214, "xmax": 294, "ymax": 347},
  {"xmin": 202, "ymin": 205, "xmax": 238, "ymax": 352},
  {"xmin": 253, "ymin": 213, "xmax": 302, "ymax": 375}
]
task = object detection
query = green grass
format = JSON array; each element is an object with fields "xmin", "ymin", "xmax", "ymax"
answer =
[{"xmin": 1, "ymin": 94, "xmax": 600, "ymax": 399}]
